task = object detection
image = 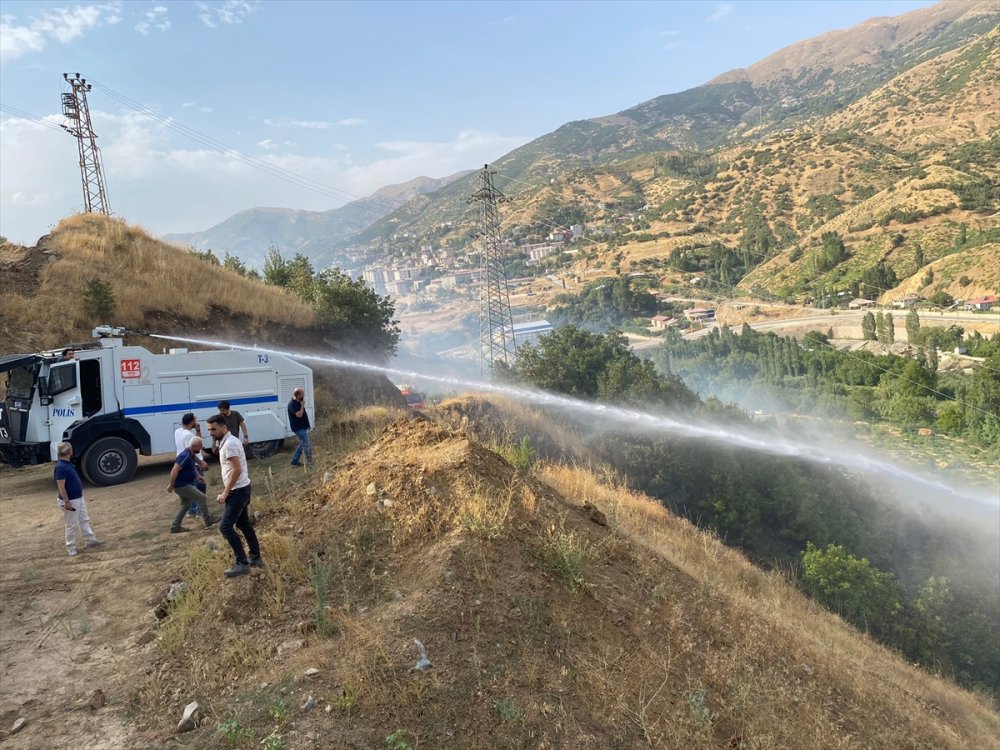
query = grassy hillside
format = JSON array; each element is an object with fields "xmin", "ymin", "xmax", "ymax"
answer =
[
  {"xmin": 0, "ymin": 214, "xmax": 316, "ymax": 356},
  {"xmin": 131, "ymin": 411, "xmax": 999, "ymax": 749}
]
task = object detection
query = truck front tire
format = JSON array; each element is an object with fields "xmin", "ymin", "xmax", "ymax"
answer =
[{"xmin": 82, "ymin": 436, "xmax": 139, "ymax": 486}]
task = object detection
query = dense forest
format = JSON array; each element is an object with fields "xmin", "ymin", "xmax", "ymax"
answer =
[
  {"xmin": 648, "ymin": 322, "xmax": 1000, "ymax": 448},
  {"xmin": 501, "ymin": 326, "xmax": 1000, "ymax": 694}
]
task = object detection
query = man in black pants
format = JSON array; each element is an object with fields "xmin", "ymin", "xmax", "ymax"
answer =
[{"xmin": 206, "ymin": 414, "xmax": 262, "ymax": 578}]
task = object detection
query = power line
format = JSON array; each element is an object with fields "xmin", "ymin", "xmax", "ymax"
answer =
[{"xmin": 0, "ymin": 105, "xmax": 67, "ymax": 133}]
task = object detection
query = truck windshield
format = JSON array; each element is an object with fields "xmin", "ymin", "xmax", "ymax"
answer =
[{"xmin": 6, "ymin": 367, "xmax": 34, "ymax": 400}]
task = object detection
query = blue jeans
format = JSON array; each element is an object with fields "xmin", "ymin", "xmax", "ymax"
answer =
[
  {"xmin": 291, "ymin": 429, "xmax": 312, "ymax": 465},
  {"xmin": 219, "ymin": 485, "xmax": 259, "ymax": 565}
]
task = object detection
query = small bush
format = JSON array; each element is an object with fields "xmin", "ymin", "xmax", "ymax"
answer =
[
  {"xmin": 307, "ymin": 557, "xmax": 336, "ymax": 636},
  {"xmin": 385, "ymin": 730, "xmax": 414, "ymax": 750},
  {"xmin": 683, "ymin": 687, "xmax": 717, "ymax": 727},
  {"xmin": 493, "ymin": 698, "xmax": 524, "ymax": 723},
  {"xmin": 538, "ymin": 524, "xmax": 593, "ymax": 593},
  {"xmin": 82, "ymin": 277, "xmax": 116, "ymax": 321},
  {"xmin": 218, "ymin": 718, "xmax": 254, "ymax": 747}
]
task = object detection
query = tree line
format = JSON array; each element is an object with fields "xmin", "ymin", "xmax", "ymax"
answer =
[{"xmin": 191, "ymin": 245, "xmax": 399, "ymax": 361}]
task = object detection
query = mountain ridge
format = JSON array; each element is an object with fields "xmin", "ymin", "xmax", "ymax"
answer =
[{"xmin": 162, "ymin": 170, "xmax": 471, "ymax": 267}]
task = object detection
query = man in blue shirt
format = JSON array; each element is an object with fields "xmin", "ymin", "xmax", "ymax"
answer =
[
  {"xmin": 54, "ymin": 441, "xmax": 103, "ymax": 556},
  {"xmin": 287, "ymin": 387, "xmax": 312, "ymax": 467},
  {"xmin": 166, "ymin": 436, "xmax": 217, "ymax": 533}
]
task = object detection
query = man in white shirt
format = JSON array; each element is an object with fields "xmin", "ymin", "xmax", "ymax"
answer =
[{"xmin": 206, "ymin": 413, "xmax": 262, "ymax": 578}]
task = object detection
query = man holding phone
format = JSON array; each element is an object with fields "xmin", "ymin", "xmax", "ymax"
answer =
[{"xmin": 287, "ymin": 387, "xmax": 312, "ymax": 467}]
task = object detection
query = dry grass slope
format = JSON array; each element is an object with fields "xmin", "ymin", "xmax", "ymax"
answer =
[
  {"xmin": 132, "ymin": 412, "xmax": 999, "ymax": 750},
  {"xmin": 0, "ymin": 214, "xmax": 315, "ymax": 354}
]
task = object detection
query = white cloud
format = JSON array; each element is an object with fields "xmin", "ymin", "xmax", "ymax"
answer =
[
  {"xmin": 264, "ymin": 117, "xmax": 332, "ymax": 130},
  {"xmin": 135, "ymin": 5, "xmax": 170, "ymax": 36},
  {"xmin": 196, "ymin": 0, "xmax": 255, "ymax": 29},
  {"xmin": 0, "ymin": 112, "xmax": 527, "ymax": 244},
  {"xmin": 0, "ymin": 2, "xmax": 121, "ymax": 61},
  {"xmin": 336, "ymin": 118, "xmax": 367, "ymax": 127},
  {"xmin": 707, "ymin": 3, "xmax": 734, "ymax": 23}
]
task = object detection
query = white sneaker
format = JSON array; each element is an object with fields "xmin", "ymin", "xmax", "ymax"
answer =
[
  {"xmin": 68, "ymin": 548, "xmax": 78, "ymax": 556},
  {"xmin": 86, "ymin": 539, "xmax": 105, "ymax": 547}
]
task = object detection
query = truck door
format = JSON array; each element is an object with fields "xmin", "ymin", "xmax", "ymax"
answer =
[{"xmin": 45, "ymin": 361, "xmax": 82, "ymax": 459}]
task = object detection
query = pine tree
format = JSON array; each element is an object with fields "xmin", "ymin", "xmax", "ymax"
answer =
[
  {"xmin": 82, "ymin": 278, "xmax": 116, "ymax": 322},
  {"xmin": 875, "ymin": 311, "xmax": 888, "ymax": 343},
  {"xmin": 862, "ymin": 312, "xmax": 877, "ymax": 341},
  {"xmin": 906, "ymin": 308, "xmax": 921, "ymax": 342}
]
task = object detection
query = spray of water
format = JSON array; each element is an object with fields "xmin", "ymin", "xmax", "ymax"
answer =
[{"xmin": 151, "ymin": 333, "xmax": 999, "ymax": 514}]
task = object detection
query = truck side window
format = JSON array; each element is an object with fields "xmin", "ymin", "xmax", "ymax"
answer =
[
  {"xmin": 47, "ymin": 363, "xmax": 77, "ymax": 396},
  {"xmin": 80, "ymin": 359, "xmax": 102, "ymax": 417}
]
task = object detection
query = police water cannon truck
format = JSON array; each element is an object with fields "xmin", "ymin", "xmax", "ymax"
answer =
[{"xmin": 0, "ymin": 327, "xmax": 313, "ymax": 486}]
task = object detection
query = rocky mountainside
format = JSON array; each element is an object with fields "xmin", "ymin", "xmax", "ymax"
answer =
[
  {"xmin": 163, "ymin": 171, "xmax": 470, "ymax": 268},
  {"xmin": 347, "ymin": 1, "xmax": 998, "ymax": 302}
]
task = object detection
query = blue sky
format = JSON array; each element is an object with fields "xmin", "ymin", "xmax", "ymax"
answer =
[{"xmin": 0, "ymin": 0, "xmax": 935, "ymax": 244}]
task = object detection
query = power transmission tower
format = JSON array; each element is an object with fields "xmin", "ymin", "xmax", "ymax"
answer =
[
  {"xmin": 469, "ymin": 164, "xmax": 515, "ymax": 379},
  {"xmin": 60, "ymin": 73, "xmax": 111, "ymax": 215}
]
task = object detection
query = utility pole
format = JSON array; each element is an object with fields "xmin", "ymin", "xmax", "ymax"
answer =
[
  {"xmin": 60, "ymin": 73, "xmax": 111, "ymax": 215},
  {"xmin": 469, "ymin": 164, "xmax": 515, "ymax": 379}
]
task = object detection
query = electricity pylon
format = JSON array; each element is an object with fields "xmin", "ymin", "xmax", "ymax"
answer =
[
  {"xmin": 469, "ymin": 164, "xmax": 515, "ymax": 379},
  {"xmin": 60, "ymin": 73, "xmax": 111, "ymax": 215}
]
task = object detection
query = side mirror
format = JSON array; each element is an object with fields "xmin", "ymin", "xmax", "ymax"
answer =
[{"xmin": 38, "ymin": 376, "xmax": 53, "ymax": 405}]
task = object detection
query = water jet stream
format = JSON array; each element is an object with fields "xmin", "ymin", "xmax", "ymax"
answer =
[{"xmin": 150, "ymin": 334, "xmax": 999, "ymax": 514}]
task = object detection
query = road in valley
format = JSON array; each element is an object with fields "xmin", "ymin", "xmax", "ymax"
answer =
[{"xmin": 630, "ymin": 309, "xmax": 999, "ymax": 348}]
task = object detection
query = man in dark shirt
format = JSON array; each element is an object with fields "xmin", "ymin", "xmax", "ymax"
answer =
[
  {"xmin": 287, "ymin": 387, "xmax": 312, "ymax": 466},
  {"xmin": 54, "ymin": 441, "xmax": 103, "ymax": 556},
  {"xmin": 166, "ymin": 436, "xmax": 217, "ymax": 532},
  {"xmin": 210, "ymin": 400, "xmax": 249, "ymax": 453}
]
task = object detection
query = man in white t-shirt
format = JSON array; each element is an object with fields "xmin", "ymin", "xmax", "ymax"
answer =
[{"xmin": 206, "ymin": 413, "xmax": 262, "ymax": 578}]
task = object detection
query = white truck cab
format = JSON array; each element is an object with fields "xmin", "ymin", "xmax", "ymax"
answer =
[{"xmin": 0, "ymin": 327, "xmax": 313, "ymax": 485}]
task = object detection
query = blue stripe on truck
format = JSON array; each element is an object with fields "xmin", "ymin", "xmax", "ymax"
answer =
[{"xmin": 122, "ymin": 394, "xmax": 279, "ymax": 417}]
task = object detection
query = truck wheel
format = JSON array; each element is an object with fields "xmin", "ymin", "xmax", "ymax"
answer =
[
  {"xmin": 82, "ymin": 437, "xmax": 138, "ymax": 486},
  {"xmin": 247, "ymin": 439, "xmax": 282, "ymax": 459}
]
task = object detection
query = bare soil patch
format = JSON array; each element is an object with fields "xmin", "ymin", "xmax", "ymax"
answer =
[{"xmin": 0, "ymin": 456, "xmax": 203, "ymax": 749}]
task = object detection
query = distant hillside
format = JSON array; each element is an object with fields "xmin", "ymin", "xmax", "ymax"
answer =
[
  {"xmin": 351, "ymin": 1, "xmax": 994, "ymax": 241},
  {"xmin": 346, "ymin": 2, "xmax": 998, "ymax": 306},
  {"xmin": 163, "ymin": 171, "xmax": 470, "ymax": 268}
]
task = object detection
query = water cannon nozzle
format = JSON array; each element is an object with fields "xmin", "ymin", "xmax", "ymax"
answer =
[{"xmin": 91, "ymin": 325, "xmax": 126, "ymax": 338}]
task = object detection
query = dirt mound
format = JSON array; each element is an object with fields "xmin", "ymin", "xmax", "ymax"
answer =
[{"xmin": 128, "ymin": 416, "xmax": 998, "ymax": 749}]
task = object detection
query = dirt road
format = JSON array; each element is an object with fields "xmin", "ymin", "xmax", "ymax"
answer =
[{"xmin": 0, "ymin": 456, "xmax": 214, "ymax": 749}]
